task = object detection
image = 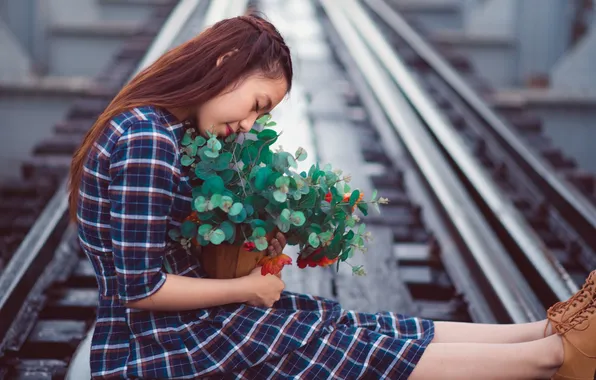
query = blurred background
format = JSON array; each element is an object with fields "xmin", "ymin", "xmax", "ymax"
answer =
[
  {"xmin": 0, "ymin": 0, "xmax": 595, "ymax": 181},
  {"xmin": 0, "ymin": 1, "xmax": 595, "ymax": 377},
  {"xmin": 0, "ymin": 0, "xmax": 595, "ymax": 285}
]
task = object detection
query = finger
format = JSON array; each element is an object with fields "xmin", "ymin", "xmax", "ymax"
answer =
[
  {"xmin": 268, "ymin": 244, "xmax": 277, "ymax": 257},
  {"xmin": 272, "ymin": 239, "xmax": 283, "ymax": 254},
  {"xmin": 276, "ymin": 232, "xmax": 287, "ymax": 248}
]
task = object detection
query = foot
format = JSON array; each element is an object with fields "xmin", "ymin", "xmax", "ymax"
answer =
[
  {"xmin": 550, "ymin": 301, "xmax": 596, "ymax": 379},
  {"xmin": 546, "ymin": 270, "xmax": 596, "ymax": 336}
]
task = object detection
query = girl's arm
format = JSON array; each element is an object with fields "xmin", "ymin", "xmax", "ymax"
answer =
[
  {"xmin": 124, "ymin": 274, "xmax": 252, "ymax": 311},
  {"xmin": 108, "ymin": 119, "xmax": 287, "ymax": 311},
  {"xmin": 125, "ymin": 232, "xmax": 289, "ymax": 311},
  {"xmin": 125, "ymin": 266, "xmax": 286, "ymax": 311}
]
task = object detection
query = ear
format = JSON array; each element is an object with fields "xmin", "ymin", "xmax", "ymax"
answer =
[{"xmin": 216, "ymin": 49, "xmax": 239, "ymax": 67}]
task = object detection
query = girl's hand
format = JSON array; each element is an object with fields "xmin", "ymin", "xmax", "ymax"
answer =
[
  {"xmin": 268, "ymin": 232, "xmax": 286, "ymax": 258},
  {"xmin": 243, "ymin": 266, "xmax": 285, "ymax": 308},
  {"xmin": 268, "ymin": 232, "xmax": 287, "ymax": 278}
]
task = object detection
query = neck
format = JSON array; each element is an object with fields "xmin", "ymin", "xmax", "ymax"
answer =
[{"xmin": 166, "ymin": 107, "xmax": 190, "ymax": 123}]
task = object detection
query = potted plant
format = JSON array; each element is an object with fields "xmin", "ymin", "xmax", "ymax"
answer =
[{"xmin": 168, "ymin": 115, "xmax": 388, "ymax": 279}]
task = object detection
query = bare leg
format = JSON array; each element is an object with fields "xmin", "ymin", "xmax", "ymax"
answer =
[
  {"xmin": 432, "ymin": 319, "xmax": 553, "ymax": 344},
  {"xmin": 409, "ymin": 333, "xmax": 564, "ymax": 380}
]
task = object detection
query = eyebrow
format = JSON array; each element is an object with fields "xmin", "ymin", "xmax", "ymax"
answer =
[{"xmin": 262, "ymin": 95, "xmax": 273, "ymax": 112}]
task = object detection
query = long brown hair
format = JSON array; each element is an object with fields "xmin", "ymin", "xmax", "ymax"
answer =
[{"xmin": 68, "ymin": 14, "xmax": 293, "ymax": 221}]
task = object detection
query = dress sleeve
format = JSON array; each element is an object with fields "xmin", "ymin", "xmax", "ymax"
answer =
[{"xmin": 108, "ymin": 119, "xmax": 180, "ymax": 303}]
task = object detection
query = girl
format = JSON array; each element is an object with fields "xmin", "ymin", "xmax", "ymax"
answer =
[{"xmin": 69, "ymin": 14, "xmax": 596, "ymax": 379}]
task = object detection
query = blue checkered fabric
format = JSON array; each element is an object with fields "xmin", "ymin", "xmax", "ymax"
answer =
[{"xmin": 77, "ymin": 105, "xmax": 434, "ymax": 379}]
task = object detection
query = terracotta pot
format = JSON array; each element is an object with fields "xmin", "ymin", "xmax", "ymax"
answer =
[{"xmin": 199, "ymin": 229, "xmax": 278, "ymax": 279}]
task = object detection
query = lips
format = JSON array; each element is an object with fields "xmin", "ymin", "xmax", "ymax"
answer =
[{"xmin": 225, "ymin": 124, "xmax": 233, "ymax": 137}]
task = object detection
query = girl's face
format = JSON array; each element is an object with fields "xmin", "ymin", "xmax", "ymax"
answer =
[{"xmin": 194, "ymin": 74, "xmax": 288, "ymax": 138}]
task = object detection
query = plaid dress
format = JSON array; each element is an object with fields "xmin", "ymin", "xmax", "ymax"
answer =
[{"xmin": 77, "ymin": 105, "xmax": 434, "ymax": 379}]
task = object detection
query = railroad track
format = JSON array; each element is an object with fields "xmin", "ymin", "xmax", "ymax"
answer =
[
  {"xmin": 366, "ymin": 0, "xmax": 596, "ymax": 285},
  {"xmin": 0, "ymin": 0, "xmax": 195, "ymax": 377},
  {"xmin": 316, "ymin": 0, "xmax": 596, "ymax": 322},
  {"xmin": 1, "ymin": 0, "xmax": 594, "ymax": 377}
]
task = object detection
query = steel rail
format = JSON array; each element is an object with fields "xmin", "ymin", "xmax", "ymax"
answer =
[
  {"xmin": 345, "ymin": 0, "xmax": 576, "ymax": 302},
  {"xmin": 320, "ymin": 0, "xmax": 545, "ymax": 323},
  {"xmin": 321, "ymin": 9, "xmax": 498, "ymax": 323},
  {"xmin": 365, "ymin": 0, "xmax": 596, "ymax": 255},
  {"xmin": 0, "ymin": 0, "xmax": 207, "ymax": 352},
  {"xmin": 134, "ymin": 0, "xmax": 205, "ymax": 76},
  {"xmin": 64, "ymin": 0, "xmax": 251, "ymax": 377}
]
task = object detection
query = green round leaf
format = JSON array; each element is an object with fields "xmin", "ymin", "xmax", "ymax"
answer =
[
  {"xmin": 195, "ymin": 161, "xmax": 214, "ymax": 180},
  {"xmin": 168, "ymin": 228, "xmax": 181, "ymax": 241},
  {"xmin": 319, "ymin": 231, "xmax": 333, "ymax": 244},
  {"xmin": 219, "ymin": 221, "xmax": 235, "ymax": 240},
  {"xmin": 198, "ymin": 224, "xmax": 213, "ymax": 236},
  {"xmin": 229, "ymin": 202, "xmax": 243, "ymax": 216},
  {"xmin": 255, "ymin": 167, "xmax": 272, "ymax": 191},
  {"xmin": 244, "ymin": 204, "xmax": 254, "ymax": 216},
  {"xmin": 181, "ymin": 132, "xmax": 193, "ymax": 146},
  {"xmin": 207, "ymin": 137, "xmax": 222, "ymax": 151},
  {"xmin": 273, "ymin": 152, "xmax": 291, "ymax": 171},
  {"xmin": 295, "ymin": 147, "xmax": 307, "ymax": 162},
  {"xmin": 180, "ymin": 220, "xmax": 197, "ymax": 238},
  {"xmin": 290, "ymin": 211, "xmax": 305, "ymax": 226},
  {"xmin": 194, "ymin": 196, "xmax": 208, "ymax": 212},
  {"xmin": 181, "ymin": 155, "xmax": 194, "ymax": 166},
  {"xmin": 273, "ymin": 190, "xmax": 287, "ymax": 203},
  {"xmin": 219, "ymin": 169, "xmax": 235, "ymax": 183},
  {"xmin": 294, "ymin": 175, "xmax": 310, "ymax": 194},
  {"xmin": 287, "ymin": 155, "xmax": 298, "ymax": 169},
  {"xmin": 203, "ymin": 176, "xmax": 224, "ymax": 195},
  {"xmin": 253, "ymin": 227, "xmax": 266, "ymax": 238},
  {"xmin": 275, "ymin": 176, "xmax": 290, "ymax": 188},
  {"xmin": 358, "ymin": 223, "xmax": 366, "ymax": 235},
  {"xmin": 210, "ymin": 194, "xmax": 222, "ymax": 208},
  {"xmin": 308, "ymin": 232, "xmax": 320, "ymax": 248},
  {"xmin": 209, "ymin": 229, "xmax": 226, "ymax": 244},
  {"xmin": 256, "ymin": 114, "xmax": 271, "ymax": 124},
  {"xmin": 219, "ymin": 196, "xmax": 233, "ymax": 212},
  {"xmin": 213, "ymin": 152, "xmax": 232, "ymax": 171},
  {"xmin": 319, "ymin": 177, "xmax": 328, "ymax": 193},
  {"xmin": 241, "ymin": 145, "xmax": 259, "ymax": 164},
  {"xmin": 277, "ymin": 220, "xmax": 291, "ymax": 233},
  {"xmin": 280, "ymin": 209, "xmax": 291, "ymax": 223},
  {"xmin": 250, "ymin": 219, "xmax": 266, "ymax": 229},
  {"xmin": 228, "ymin": 208, "xmax": 247, "ymax": 223},
  {"xmin": 258, "ymin": 129, "xmax": 277, "ymax": 141},
  {"xmin": 204, "ymin": 149, "xmax": 219, "ymax": 159},
  {"xmin": 255, "ymin": 237, "xmax": 268, "ymax": 251},
  {"xmin": 194, "ymin": 136, "xmax": 206, "ymax": 146}
]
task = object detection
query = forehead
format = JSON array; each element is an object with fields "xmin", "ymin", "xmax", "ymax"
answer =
[{"xmin": 242, "ymin": 74, "xmax": 288, "ymax": 104}]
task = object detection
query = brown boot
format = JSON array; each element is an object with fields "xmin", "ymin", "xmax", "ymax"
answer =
[
  {"xmin": 546, "ymin": 270, "xmax": 596, "ymax": 336},
  {"xmin": 551, "ymin": 302, "xmax": 596, "ymax": 379}
]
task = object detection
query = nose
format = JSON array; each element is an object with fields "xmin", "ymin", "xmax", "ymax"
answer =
[{"xmin": 238, "ymin": 112, "xmax": 258, "ymax": 132}]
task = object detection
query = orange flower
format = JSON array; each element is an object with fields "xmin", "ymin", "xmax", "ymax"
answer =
[
  {"xmin": 343, "ymin": 192, "xmax": 364, "ymax": 212},
  {"xmin": 316, "ymin": 256, "xmax": 339, "ymax": 267},
  {"xmin": 297, "ymin": 249, "xmax": 339, "ymax": 269},
  {"xmin": 258, "ymin": 253, "xmax": 293, "ymax": 276},
  {"xmin": 185, "ymin": 211, "xmax": 200, "ymax": 223}
]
